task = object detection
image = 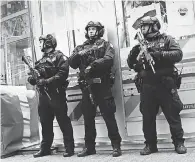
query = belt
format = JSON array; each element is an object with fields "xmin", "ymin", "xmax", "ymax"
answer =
[
  {"xmin": 140, "ymin": 68, "xmax": 174, "ymax": 85},
  {"xmin": 87, "ymin": 78, "xmax": 101, "ymax": 84}
]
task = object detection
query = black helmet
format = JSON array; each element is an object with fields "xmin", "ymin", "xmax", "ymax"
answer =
[
  {"xmin": 39, "ymin": 34, "xmax": 57, "ymax": 50},
  {"xmin": 140, "ymin": 16, "xmax": 161, "ymax": 31},
  {"xmin": 85, "ymin": 21, "xmax": 105, "ymax": 39}
]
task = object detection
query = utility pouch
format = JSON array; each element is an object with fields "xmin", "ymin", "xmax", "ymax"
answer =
[
  {"xmin": 173, "ymin": 71, "xmax": 182, "ymax": 89},
  {"xmin": 134, "ymin": 74, "xmax": 142, "ymax": 93}
]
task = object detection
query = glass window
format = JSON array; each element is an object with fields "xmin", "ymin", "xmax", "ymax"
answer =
[
  {"xmin": 1, "ymin": 1, "xmax": 28, "ymax": 18},
  {"xmin": 0, "ymin": 47, "xmax": 6, "ymax": 85},
  {"xmin": 1, "ymin": 11, "xmax": 31, "ymax": 86},
  {"xmin": 1, "ymin": 13, "xmax": 30, "ymax": 38},
  {"xmin": 5, "ymin": 38, "xmax": 32, "ymax": 86}
]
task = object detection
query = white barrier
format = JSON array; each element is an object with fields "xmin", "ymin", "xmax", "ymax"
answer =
[{"xmin": 0, "ymin": 85, "xmax": 40, "ymax": 157}]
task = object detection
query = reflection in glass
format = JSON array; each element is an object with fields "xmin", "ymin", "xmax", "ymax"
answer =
[
  {"xmin": 4, "ymin": 38, "xmax": 32, "ymax": 86},
  {"xmin": 1, "ymin": 13, "xmax": 30, "ymax": 38},
  {"xmin": 1, "ymin": 1, "xmax": 28, "ymax": 18},
  {"xmin": 1, "ymin": 47, "xmax": 6, "ymax": 85}
]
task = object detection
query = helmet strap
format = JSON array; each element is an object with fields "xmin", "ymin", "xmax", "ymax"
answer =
[
  {"xmin": 44, "ymin": 47, "xmax": 54, "ymax": 54},
  {"xmin": 143, "ymin": 24, "xmax": 152, "ymax": 38},
  {"xmin": 88, "ymin": 30, "xmax": 99, "ymax": 41},
  {"xmin": 41, "ymin": 43, "xmax": 44, "ymax": 52}
]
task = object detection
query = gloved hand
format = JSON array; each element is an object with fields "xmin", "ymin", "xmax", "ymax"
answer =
[
  {"xmin": 27, "ymin": 76, "xmax": 36, "ymax": 85},
  {"xmin": 37, "ymin": 79, "xmax": 47, "ymax": 86},
  {"xmin": 91, "ymin": 58, "xmax": 104, "ymax": 68},
  {"xmin": 84, "ymin": 65, "xmax": 92, "ymax": 74},
  {"xmin": 37, "ymin": 77, "xmax": 54, "ymax": 86},
  {"xmin": 78, "ymin": 49, "xmax": 91, "ymax": 56},
  {"xmin": 150, "ymin": 51, "xmax": 162, "ymax": 60},
  {"xmin": 78, "ymin": 50, "xmax": 85, "ymax": 56},
  {"xmin": 131, "ymin": 45, "xmax": 140, "ymax": 55}
]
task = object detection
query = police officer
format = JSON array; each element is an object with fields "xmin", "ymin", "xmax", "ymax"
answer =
[
  {"xmin": 127, "ymin": 16, "xmax": 187, "ymax": 155},
  {"xmin": 28, "ymin": 34, "xmax": 74, "ymax": 158},
  {"xmin": 69, "ymin": 21, "xmax": 122, "ymax": 157}
]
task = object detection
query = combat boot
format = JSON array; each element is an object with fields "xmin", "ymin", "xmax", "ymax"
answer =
[
  {"xmin": 33, "ymin": 149, "xmax": 51, "ymax": 158},
  {"xmin": 77, "ymin": 147, "xmax": 96, "ymax": 157},
  {"xmin": 63, "ymin": 144, "xmax": 74, "ymax": 157},
  {"xmin": 63, "ymin": 148, "xmax": 74, "ymax": 157},
  {"xmin": 140, "ymin": 144, "xmax": 158, "ymax": 155},
  {"xmin": 63, "ymin": 150, "xmax": 74, "ymax": 157},
  {"xmin": 175, "ymin": 143, "xmax": 187, "ymax": 154},
  {"xmin": 112, "ymin": 143, "xmax": 122, "ymax": 157}
]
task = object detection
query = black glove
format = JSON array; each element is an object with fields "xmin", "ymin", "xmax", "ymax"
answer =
[
  {"xmin": 91, "ymin": 58, "xmax": 103, "ymax": 68},
  {"xmin": 84, "ymin": 66, "xmax": 92, "ymax": 74},
  {"xmin": 131, "ymin": 45, "xmax": 140, "ymax": 55},
  {"xmin": 127, "ymin": 45, "xmax": 141, "ymax": 69},
  {"xmin": 37, "ymin": 77, "xmax": 54, "ymax": 86},
  {"xmin": 37, "ymin": 79, "xmax": 47, "ymax": 86},
  {"xmin": 78, "ymin": 49, "xmax": 91, "ymax": 56},
  {"xmin": 27, "ymin": 76, "xmax": 36, "ymax": 86},
  {"xmin": 150, "ymin": 51, "xmax": 162, "ymax": 60}
]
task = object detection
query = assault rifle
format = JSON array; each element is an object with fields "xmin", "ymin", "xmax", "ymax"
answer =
[
  {"xmin": 22, "ymin": 56, "xmax": 51, "ymax": 100},
  {"xmin": 135, "ymin": 29, "xmax": 156, "ymax": 73},
  {"xmin": 78, "ymin": 66, "xmax": 101, "ymax": 106}
]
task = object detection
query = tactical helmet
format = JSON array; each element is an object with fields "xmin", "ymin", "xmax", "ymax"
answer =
[
  {"xmin": 39, "ymin": 34, "xmax": 57, "ymax": 50},
  {"xmin": 140, "ymin": 16, "xmax": 161, "ymax": 31},
  {"xmin": 85, "ymin": 21, "xmax": 105, "ymax": 39}
]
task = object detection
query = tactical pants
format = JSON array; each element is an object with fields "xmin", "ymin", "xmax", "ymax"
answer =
[
  {"xmin": 141, "ymin": 77, "xmax": 184, "ymax": 146},
  {"xmin": 80, "ymin": 82, "xmax": 121, "ymax": 149},
  {"xmin": 38, "ymin": 91, "xmax": 74, "ymax": 150}
]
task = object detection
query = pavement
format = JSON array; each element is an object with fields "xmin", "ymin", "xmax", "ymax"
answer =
[{"xmin": 2, "ymin": 147, "xmax": 195, "ymax": 162}]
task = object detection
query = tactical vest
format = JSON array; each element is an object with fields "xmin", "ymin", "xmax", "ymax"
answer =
[
  {"xmin": 35, "ymin": 51, "xmax": 59, "ymax": 79},
  {"xmin": 146, "ymin": 34, "xmax": 174, "ymax": 70},
  {"xmin": 77, "ymin": 39, "xmax": 107, "ymax": 69}
]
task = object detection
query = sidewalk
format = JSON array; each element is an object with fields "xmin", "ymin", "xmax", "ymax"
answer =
[{"xmin": 2, "ymin": 147, "xmax": 195, "ymax": 162}]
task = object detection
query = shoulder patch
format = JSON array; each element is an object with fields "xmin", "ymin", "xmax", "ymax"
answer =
[
  {"xmin": 110, "ymin": 43, "xmax": 114, "ymax": 48},
  {"xmin": 51, "ymin": 56, "xmax": 56, "ymax": 62},
  {"xmin": 63, "ymin": 55, "xmax": 67, "ymax": 61}
]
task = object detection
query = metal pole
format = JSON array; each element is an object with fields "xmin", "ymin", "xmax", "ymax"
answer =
[
  {"xmin": 4, "ymin": 38, "xmax": 8, "ymax": 85},
  {"xmin": 27, "ymin": 1, "xmax": 36, "ymax": 64},
  {"xmin": 121, "ymin": 0, "xmax": 130, "ymax": 47}
]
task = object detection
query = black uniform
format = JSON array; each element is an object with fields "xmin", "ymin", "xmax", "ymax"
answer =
[
  {"xmin": 69, "ymin": 39, "xmax": 121, "ymax": 150},
  {"xmin": 127, "ymin": 32, "xmax": 184, "ymax": 147},
  {"xmin": 28, "ymin": 50, "xmax": 74, "ymax": 152}
]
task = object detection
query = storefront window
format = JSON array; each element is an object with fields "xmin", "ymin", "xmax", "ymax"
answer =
[
  {"xmin": 0, "ymin": 47, "xmax": 6, "ymax": 85},
  {"xmin": 1, "ymin": 4, "xmax": 31, "ymax": 86},
  {"xmin": 1, "ymin": 1, "xmax": 28, "ymax": 18},
  {"xmin": 1, "ymin": 13, "xmax": 30, "ymax": 38},
  {"xmin": 5, "ymin": 38, "xmax": 32, "ymax": 86}
]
